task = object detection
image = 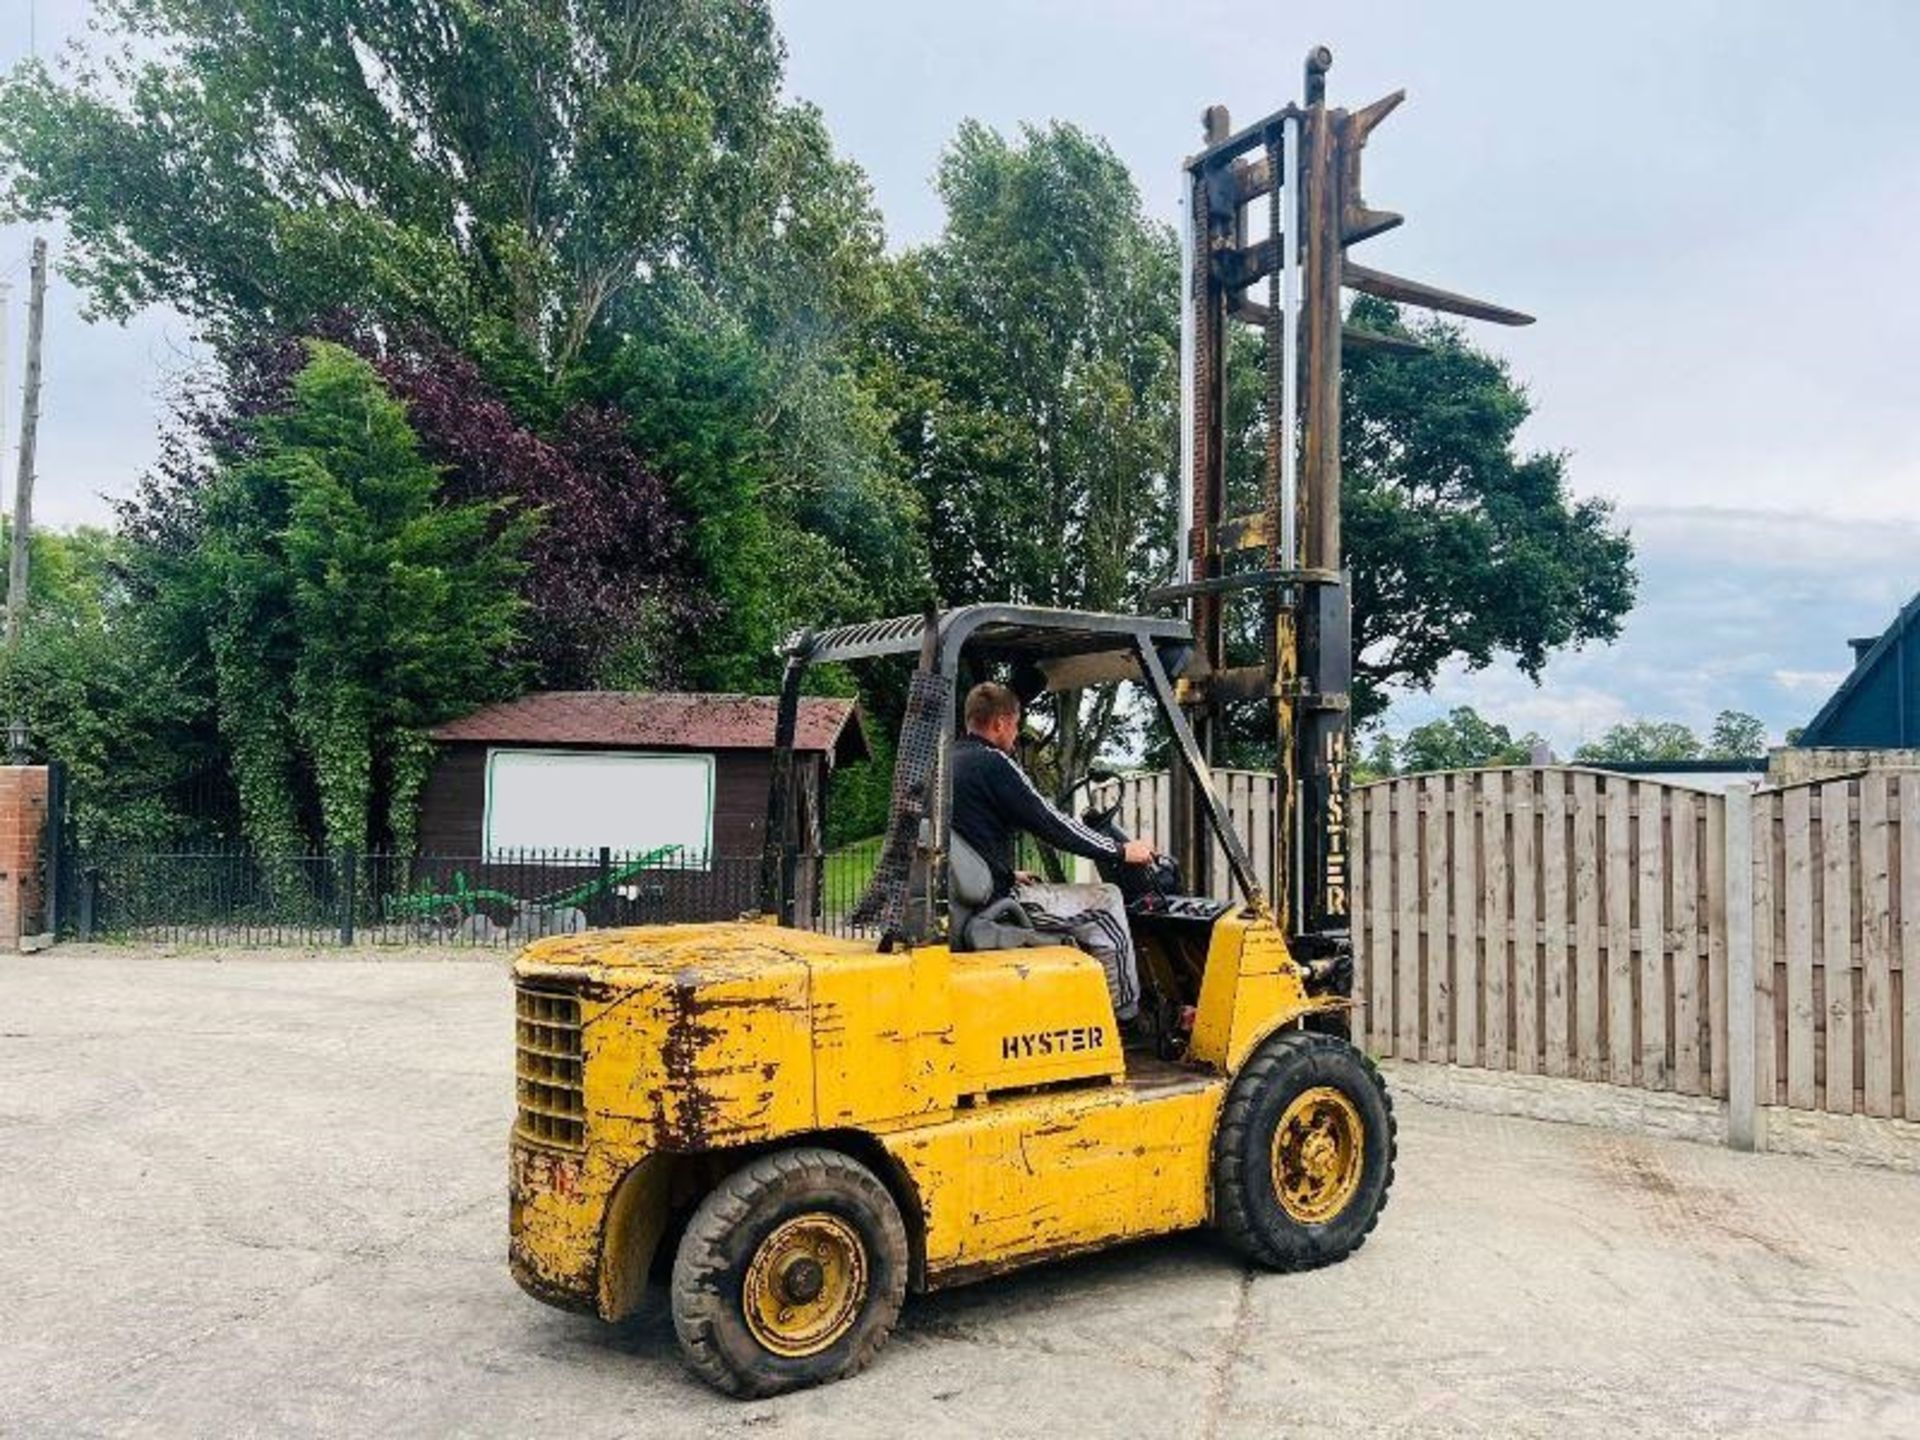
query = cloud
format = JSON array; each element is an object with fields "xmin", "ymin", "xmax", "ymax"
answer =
[
  {"xmin": 1627, "ymin": 504, "xmax": 1920, "ymax": 577},
  {"xmin": 1374, "ymin": 504, "xmax": 1916, "ymax": 752},
  {"xmin": 1773, "ymin": 668, "xmax": 1848, "ymax": 694},
  {"xmin": 1391, "ymin": 667, "xmax": 1633, "ymax": 749}
]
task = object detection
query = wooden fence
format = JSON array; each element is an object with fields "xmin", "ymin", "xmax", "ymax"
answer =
[
  {"xmin": 1746, "ymin": 774, "xmax": 1920, "ymax": 1120},
  {"xmin": 1352, "ymin": 769, "xmax": 1729, "ymax": 1097},
  {"xmin": 1110, "ymin": 766, "xmax": 1920, "ymax": 1132},
  {"xmin": 1089, "ymin": 769, "xmax": 1280, "ymax": 901}
]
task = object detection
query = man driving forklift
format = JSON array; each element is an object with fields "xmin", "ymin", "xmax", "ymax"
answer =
[{"xmin": 951, "ymin": 681, "xmax": 1156, "ymax": 1029}]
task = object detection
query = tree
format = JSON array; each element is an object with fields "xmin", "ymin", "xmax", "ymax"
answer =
[
  {"xmin": 126, "ymin": 330, "xmax": 699, "ymax": 693},
  {"xmin": 1574, "ymin": 720, "xmax": 1702, "ymax": 764},
  {"xmin": 870, "ymin": 120, "xmax": 1178, "ymax": 783},
  {"xmin": 1396, "ymin": 707, "xmax": 1545, "ymax": 775},
  {"xmin": 186, "ymin": 342, "xmax": 529, "ymax": 855},
  {"xmin": 4, "ymin": 7, "xmax": 1637, "ymax": 806},
  {"xmin": 875, "ymin": 121, "xmax": 1176, "ymax": 615},
  {"xmin": 0, "ymin": 1, "xmax": 813, "ymax": 375},
  {"xmin": 595, "ymin": 282, "xmax": 924, "ymax": 692},
  {"xmin": 1706, "ymin": 709, "xmax": 1768, "ymax": 760},
  {"xmin": 1355, "ymin": 729, "xmax": 1399, "ymax": 783},
  {"xmin": 1341, "ymin": 297, "xmax": 1636, "ymax": 721},
  {"xmin": 583, "ymin": 102, "xmax": 923, "ymax": 686},
  {"xmin": 0, "ymin": 527, "xmax": 215, "ymax": 845},
  {"xmin": 1573, "ymin": 709, "xmax": 1765, "ymax": 765},
  {"xmin": 374, "ymin": 339, "xmax": 693, "ymax": 689},
  {"xmin": 0, "ymin": 1, "xmax": 920, "ymax": 693}
]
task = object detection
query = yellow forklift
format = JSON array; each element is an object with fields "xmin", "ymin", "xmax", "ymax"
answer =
[
  {"xmin": 509, "ymin": 49, "xmax": 1528, "ymax": 1397},
  {"xmin": 510, "ymin": 605, "xmax": 1386, "ymax": 1396}
]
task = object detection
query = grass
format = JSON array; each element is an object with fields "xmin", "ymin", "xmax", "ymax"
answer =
[
  {"xmin": 822, "ymin": 836, "xmax": 884, "ymax": 914},
  {"xmin": 821, "ymin": 833, "xmax": 1063, "ymax": 917}
]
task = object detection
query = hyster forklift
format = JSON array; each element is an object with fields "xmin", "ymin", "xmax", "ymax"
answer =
[{"xmin": 508, "ymin": 49, "xmax": 1530, "ymax": 1397}]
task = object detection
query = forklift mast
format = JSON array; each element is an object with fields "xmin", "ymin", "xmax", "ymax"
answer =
[{"xmin": 1156, "ymin": 47, "xmax": 1533, "ymax": 957}]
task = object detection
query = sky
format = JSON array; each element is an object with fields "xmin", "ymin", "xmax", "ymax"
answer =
[{"xmin": 2, "ymin": 0, "xmax": 1918, "ymax": 752}]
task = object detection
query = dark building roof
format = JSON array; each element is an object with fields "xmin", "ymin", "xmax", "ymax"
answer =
[
  {"xmin": 431, "ymin": 692, "xmax": 869, "ymax": 765},
  {"xmin": 1596, "ymin": 758, "xmax": 1768, "ymax": 776},
  {"xmin": 1800, "ymin": 591, "xmax": 1920, "ymax": 749}
]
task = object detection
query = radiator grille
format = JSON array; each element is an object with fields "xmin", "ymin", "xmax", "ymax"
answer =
[{"xmin": 515, "ymin": 987, "xmax": 585, "ymax": 1148}]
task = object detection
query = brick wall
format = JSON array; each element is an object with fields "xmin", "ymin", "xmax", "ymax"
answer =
[{"xmin": 0, "ymin": 766, "xmax": 49, "ymax": 949}]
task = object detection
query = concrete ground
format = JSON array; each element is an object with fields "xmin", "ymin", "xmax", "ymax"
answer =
[{"xmin": 4, "ymin": 951, "xmax": 1919, "ymax": 1439}]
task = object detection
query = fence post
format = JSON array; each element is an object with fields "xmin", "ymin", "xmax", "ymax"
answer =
[
  {"xmin": 338, "ymin": 845, "xmax": 357, "ymax": 947},
  {"xmin": 1724, "ymin": 784, "xmax": 1759, "ymax": 1151},
  {"xmin": 597, "ymin": 846, "xmax": 612, "ymax": 927},
  {"xmin": 42, "ymin": 760, "xmax": 65, "ymax": 937},
  {"xmin": 78, "ymin": 864, "xmax": 98, "ymax": 942}
]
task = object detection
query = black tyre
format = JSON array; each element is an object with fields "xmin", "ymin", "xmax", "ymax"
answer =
[
  {"xmin": 669, "ymin": 1147, "xmax": 909, "ymax": 1398},
  {"xmin": 1212, "ymin": 1029, "xmax": 1395, "ymax": 1270}
]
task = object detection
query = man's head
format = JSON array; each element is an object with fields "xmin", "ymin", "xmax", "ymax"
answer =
[{"xmin": 964, "ymin": 681, "xmax": 1022, "ymax": 754}]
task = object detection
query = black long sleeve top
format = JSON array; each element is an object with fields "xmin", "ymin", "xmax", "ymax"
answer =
[{"xmin": 949, "ymin": 734, "xmax": 1122, "ymax": 897}]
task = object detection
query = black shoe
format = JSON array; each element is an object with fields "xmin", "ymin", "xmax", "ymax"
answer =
[{"xmin": 1117, "ymin": 1011, "xmax": 1156, "ymax": 1051}]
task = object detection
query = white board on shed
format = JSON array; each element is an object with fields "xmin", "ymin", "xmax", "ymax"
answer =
[{"xmin": 484, "ymin": 748, "xmax": 714, "ymax": 861}]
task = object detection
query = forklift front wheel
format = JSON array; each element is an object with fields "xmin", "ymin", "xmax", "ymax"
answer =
[
  {"xmin": 1212, "ymin": 1030, "xmax": 1396, "ymax": 1270},
  {"xmin": 670, "ymin": 1147, "xmax": 909, "ymax": 1398}
]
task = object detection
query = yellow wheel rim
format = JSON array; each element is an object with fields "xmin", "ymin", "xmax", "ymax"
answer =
[
  {"xmin": 1271, "ymin": 1085, "xmax": 1366, "ymax": 1224},
  {"xmin": 742, "ymin": 1213, "xmax": 868, "ymax": 1358}
]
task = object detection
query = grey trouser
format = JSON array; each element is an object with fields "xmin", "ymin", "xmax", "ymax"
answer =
[{"xmin": 1013, "ymin": 880, "xmax": 1141, "ymax": 1021}]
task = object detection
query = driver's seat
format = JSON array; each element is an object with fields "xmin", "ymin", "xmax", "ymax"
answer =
[{"xmin": 948, "ymin": 832, "xmax": 1049, "ymax": 952}]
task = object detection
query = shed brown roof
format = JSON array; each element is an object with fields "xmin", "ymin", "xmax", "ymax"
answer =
[{"xmin": 430, "ymin": 692, "xmax": 867, "ymax": 762}]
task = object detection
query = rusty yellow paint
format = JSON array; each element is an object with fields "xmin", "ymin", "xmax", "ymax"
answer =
[
  {"xmin": 1188, "ymin": 913, "xmax": 1338, "ymax": 1071},
  {"xmin": 947, "ymin": 945, "xmax": 1123, "ymax": 1092},
  {"xmin": 525, "ymin": 925, "xmax": 819, "ymax": 1152},
  {"xmin": 508, "ymin": 1138, "xmax": 628, "ymax": 1312},
  {"xmin": 597, "ymin": 1154, "xmax": 674, "ymax": 1320},
  {"xmin": 809, "ymin": 944, "xmax": 956, "ymax": 1128},
  {"xmin": 880, "ymin": 1076, "xmax": 1221, "ymax": 1285},
  {"xmin": 508, "ymin": 912, "xmax": 1336, "ymax": 1318},
  {"xmin": 741, "ymin": 1212, "xmax": 869, "ymax": 1356},
  {"xmin": 525, "ymin": 921, "xmax": 873, "ymax": 969},
  {"xmin": 1272, "ymin": 1085, "xmax": 1365, "ymax": 1224}
]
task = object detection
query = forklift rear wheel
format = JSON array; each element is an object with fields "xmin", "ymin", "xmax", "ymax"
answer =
[
  {"xmin": 670, "ymin": 1147, "xmax": 909, "ymax": 1398},
  {"xmin": 1212, "ymin": 1030, "xmax": 1395, "ymax": 1270}
]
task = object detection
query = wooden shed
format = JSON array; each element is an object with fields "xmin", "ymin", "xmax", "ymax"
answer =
[{"xmin": 416, "ymin": 692, "xmax": 867, "ymax": 922}]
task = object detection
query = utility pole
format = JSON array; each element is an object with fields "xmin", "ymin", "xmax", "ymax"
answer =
[
  {"xmin": 6, "ymin": 239, "xmax": 47, "ymax": 698},
  {"xmin": 0, "ymin": 276, "xmax": 11, "ymax": 548},
  {"xmin": 1158, "ymin": 48, "xmax": 1532, "ymax": 986}
]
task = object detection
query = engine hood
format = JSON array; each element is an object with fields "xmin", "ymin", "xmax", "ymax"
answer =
[{"xmin": 515, "ymin": 921, "xmax": 876, "ymax": 985}]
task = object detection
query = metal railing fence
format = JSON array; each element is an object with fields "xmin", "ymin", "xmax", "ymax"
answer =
[{"xmin": 57, "ymin": 841, "xmax": 887, "ymax": 949}]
